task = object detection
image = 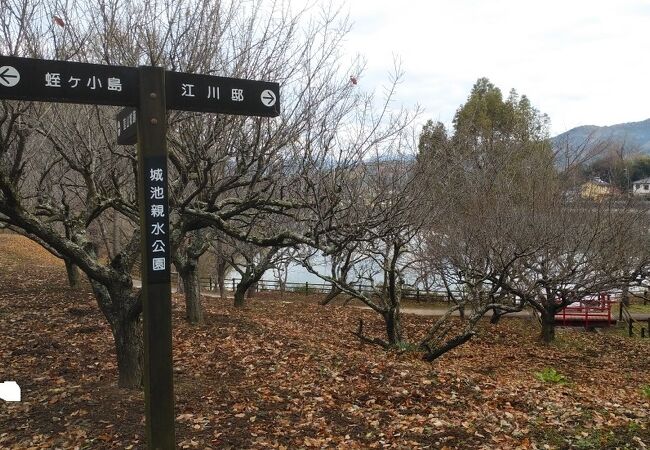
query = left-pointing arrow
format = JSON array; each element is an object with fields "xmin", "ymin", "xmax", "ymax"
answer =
[{"xmin": 0, "ymin": 66, "xmax": 20, "ymax": 87}]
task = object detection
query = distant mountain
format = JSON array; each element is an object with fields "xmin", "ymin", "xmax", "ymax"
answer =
[{"xmin": 552, "ymin": 119, "xmax": 650, "ymax": 155}]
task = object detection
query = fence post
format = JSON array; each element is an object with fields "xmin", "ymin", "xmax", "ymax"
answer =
[
  {"xmin": 628, "ymin": 320, "xmax": 633, "ymax": 337},
  {"xmin": 416, "ymin": 288, "xmax": 420, "ymax": 301},
  {"xmin": 232, "ymin": 278, "xmax": 236, "ymax": 292},
  {"xmin": 305, "ymin": 282, "xmax": 309, "ymax": 296}
]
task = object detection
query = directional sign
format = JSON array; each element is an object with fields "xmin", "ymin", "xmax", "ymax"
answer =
[
  {"xmin": 165, "ymin": 71, "xmax": 280, "ymax": 117},
  {"xmin": 0, "ymin": 56, "xmax": 281, "ymax": 118},
  {"xmin": 116, "ymin": 107, "xmax": 137, "ymax": 145},
  {"xmin": 0, "ymin": 66, "xmax": 20, "ymax": 87},
  {"xmin": 0, "ymin": 55, "xmax": 138, "ymax": 106}
]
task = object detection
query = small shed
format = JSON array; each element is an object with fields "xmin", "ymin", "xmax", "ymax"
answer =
[{"xmin": 580, "ymin": 177, "xmax": 617, "ymax": 200}]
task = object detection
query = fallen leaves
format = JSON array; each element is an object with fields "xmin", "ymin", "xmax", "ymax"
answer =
[{"xmin": 0, "ymin": 234, "xmax": 649, "ymax": 449}]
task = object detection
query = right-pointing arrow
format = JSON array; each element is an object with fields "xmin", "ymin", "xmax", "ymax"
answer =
[{"xmin": 260, "ymin": 89, "xmax": 277, "ymax": 107}]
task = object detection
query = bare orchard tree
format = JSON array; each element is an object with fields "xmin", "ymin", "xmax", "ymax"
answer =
[
  {"xmin": 271, "ymin": 247, "xmax": 296, "ymax": 297},
  {"xmin": 209, "ymin": 238, "xmax": 233, "ymax": 300},
  {"xmin": 0, "ymin": 100, "xmax": 146, "ymax": 388},
  {"xmin": 420, "ymin": 124, "xmax": 650, "ymax": 348},
  {"xmin": 298, "ymin": 147, "xmax": 438, "ymax": 347},
  {"xmin": 318, "ymin": 241, "xmax": 361, "ymax": 306},
  {"xmin": 0, "ymin": 0, "xmax": 387, "ymax": 387},
  {"xmin": 222, "ymin": 240, "xmax": 284, "ymax": 308},
  {"xmin": 414, "ymin": 81, "xmax": 556, "ymax": 358},
  {"xmin": 501, "ymin": 198, "xmax": 650, "ymax": 343}
]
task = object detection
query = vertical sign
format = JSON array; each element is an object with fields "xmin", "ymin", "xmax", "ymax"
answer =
[
  {"xmin": 136, "ymin": 66, "xmax": 175, "ymax": 449},
  {"xmin": 117, "ymin": 107, "xmax": 137, "ymax": 145},
  {"xmin": 143, "ymin": 156, "xmax": 169, "ymax": 282}
]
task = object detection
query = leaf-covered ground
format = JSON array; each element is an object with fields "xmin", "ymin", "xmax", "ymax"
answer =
[{"xmin": 0, "ymin": 234, "xmax": 649, "ymax": 449}]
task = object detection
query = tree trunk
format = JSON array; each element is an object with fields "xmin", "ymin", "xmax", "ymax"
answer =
[
  {"xmin": 217, "ymin": 269, "xmax": 226, "ymax": 300},
  {"xmin": 384, "ymin": 307, "xmax": 403, "ymax": 346},
  {"xmin": 234, "ymin": 270, "xmax": 265, "ymax": 308},
  {"xmin": 111, "ymin": 314, "xmax": 144, "ymax": 388},
  {"xmin": 541, "ymin": 309, "xmax": 556, "ymax": 343},
  {"xmin": 234, "ymin": 282, "xmax": 247, "ymax": 308},
  {"xmin": 320, "ymin": 285, "xmax": 342, "ymax": 305},
  {"xmin": 180, "ymin": 264, "xmax": 203, "ymax": 324},
  {"xmin": 91, "ymin": 281, "xmax": 144, "ymax": 389},
  {"xmin": 246, "ymin": 282, "xmax": 257, "ymax": 299},
  {"xmin": 422, "ymin": 332, "xmax": 474, "ymax": 362},
  {"xmin": 64, "ymin": 259, "xmax": 80, "ymax": 289},
  {"xmin": 490, "ymin": 307, "xmax": 503, "ymax": 324}
]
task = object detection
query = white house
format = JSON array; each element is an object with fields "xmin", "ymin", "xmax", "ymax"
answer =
[{"xmin": 632, "ymin": 177, "xmax": 650, "ymax": 196}]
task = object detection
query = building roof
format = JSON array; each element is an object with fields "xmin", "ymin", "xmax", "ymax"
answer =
[
  {"xmin": 586, "ymin": 177, "xmax": 609, "ymax": 186},
  {"xmin": 632, "ymin": 177, "xmax": 650, "ymax": 185}
]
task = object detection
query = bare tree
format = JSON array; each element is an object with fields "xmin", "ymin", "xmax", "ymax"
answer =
[
  {"xmin": 209, "ymin": 238, "xmax": 233, "ymax": 300},
  {"xmin": 298, "ymin": 147, "xmax": 434, "ymax": 347},
  {"xmin": 221, "ymin": 240, "xmax": 283, "ymax": 307},
  {"xmin": 0, "ymin": 0, "xmax": 388, "ymax": 387}
]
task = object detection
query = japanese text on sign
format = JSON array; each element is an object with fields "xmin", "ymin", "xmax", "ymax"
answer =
[
  {"xmin": 148, "ymin": 167, "xmax": 166, "ymax": 272},
  {"xmin": 44, "ymin": 72, "xmax": 123, "ymax": 92}
]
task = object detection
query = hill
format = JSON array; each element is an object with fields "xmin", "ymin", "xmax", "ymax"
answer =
[{"xmin": 553, "ymin": 119, "xmax": 650, "ymax": 154}]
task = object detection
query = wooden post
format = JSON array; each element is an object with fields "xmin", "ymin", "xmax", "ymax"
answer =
[
  {"xmin": 305, "ymin": 282, "xmax": 309, "ymax": 297},
  {"xmin": 137, "ymin": 66, "xmax": 175, "ymax": 450},
  {"xmin": 628, "ymin": 320, "xmax": 633, "ymax": 337},
  {"xmin": 232, "ymin": 278, "xmax": 236, "ymax": 292}
]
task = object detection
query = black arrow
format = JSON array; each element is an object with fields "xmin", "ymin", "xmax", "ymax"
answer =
[
  {"xmin": 262, "ymin": 92, "xmax": 275, "ymax": 103},
  {"xmin": 0, "ymin": 67, "xmax": 18, "ymax": 84}
]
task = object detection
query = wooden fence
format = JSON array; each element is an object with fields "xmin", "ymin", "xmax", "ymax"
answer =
[
  {"xmin": 619, "ymin": 302, "xmax": 650, "ymax": 338},
  {"xmin": 172, "ymin": 273, "xmax": 451, "ymax": 302}
]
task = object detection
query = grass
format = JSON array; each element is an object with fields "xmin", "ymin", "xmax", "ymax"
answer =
[
  {"xmin": 642, "ymin": 385, "xmax": 650, "ymax": 399},
  {"xmin": 626, "ymin": 294, "xmax": 650, "ymax": 314},
  {"xmin": 602, "ymin": 321, "xmax": 650, "ymax": 340},
  {"xmin": 535, "ymin": 367, "xmax": 568, "ymax": 384},
  {"xmin": 627, "ymin": 302, "xmax": 650, "ymax": 314}
]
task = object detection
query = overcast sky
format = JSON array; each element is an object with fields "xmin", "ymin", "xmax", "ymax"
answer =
[{"xmin": 339, "ymin": 0, "xmax": 650, "ymax": 136}]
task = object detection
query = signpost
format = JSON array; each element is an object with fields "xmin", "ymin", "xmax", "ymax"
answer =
[{"xmin": 0, "ymin": 55, "xmax": 280, "ymax": 450}]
